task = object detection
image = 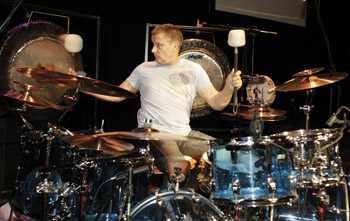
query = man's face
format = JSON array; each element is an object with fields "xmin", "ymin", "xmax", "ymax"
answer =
[{"xmin": 151, "ymin": 32, "xmax": 179, "ymax": 64}]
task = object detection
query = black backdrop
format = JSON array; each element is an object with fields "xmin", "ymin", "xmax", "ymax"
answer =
[{"xmin": 1, "ymin": 0, "xmax": 350, "ymax": 190}]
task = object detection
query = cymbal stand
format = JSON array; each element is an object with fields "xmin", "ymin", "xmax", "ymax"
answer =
[
  {"xmin": 6, "ymin": 106, "xmax": 34, "ymax": 220},
  {"xmin": 300, "ymin": 90, "xmax": 315, "ymax": 130},
  {"xmin": 118, "ymin": 163, "xmax": 134, "ymax": 221},
  {"xmin": 74, "ymin": 159, "xmax": 97, "ymax": 220},
  {"xmin": 56, "ymin": 83, "xmax": 80, "ymax": 124},
  {"xmin": 250, "ymin": 110, "xmax": 264, "ymax": 138},
  {"xmin": 300, "ymin": 105, "xmax": 313, "ymax": 131},
  {"xmin": 35, "ymin": 126, "xmax": 59, "ymax": 221}
]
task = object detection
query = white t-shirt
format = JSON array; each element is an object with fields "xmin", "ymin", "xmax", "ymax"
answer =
[{"xmin": 127, "ymin": 58, "xmax": 212, "ymax": 135}]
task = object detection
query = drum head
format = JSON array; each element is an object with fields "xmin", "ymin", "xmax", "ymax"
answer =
[
  {"xmin": 180, "ymin": 39, "xmax": 230, "ymax": 118},
  {"xmin": 0, "ymin": 21, "xmax": 82, "ymax": 123},
  {"xmin": 246, "ymin": 75, "xmax": 276, "ymax": 106}
]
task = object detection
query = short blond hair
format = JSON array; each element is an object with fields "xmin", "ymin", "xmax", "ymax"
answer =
[{"xmin": 152, "ymin": 24, "xmax": 183, "ymax": 48}]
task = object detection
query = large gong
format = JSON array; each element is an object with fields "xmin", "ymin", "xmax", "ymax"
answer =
[
  {"xmin": 180, "ymin": 39, "xmax": 230, "ymax": 118},
  {"xmin": 0, "ymin": 21, "xmax": 82, "ymax": 123}
]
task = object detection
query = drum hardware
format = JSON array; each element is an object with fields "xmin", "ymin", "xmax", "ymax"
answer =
[
  {"xmin": 168, "ymin": 167, "xmax": 186, "ymax": 192},
  {"xmin": 300, "ymin": 104, "xmax": 313, "ymax": 131}
]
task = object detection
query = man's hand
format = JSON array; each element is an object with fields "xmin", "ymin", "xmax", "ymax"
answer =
[{"xmin": 226, "ymin": 69, "xmax": 243, "ymax": 90}]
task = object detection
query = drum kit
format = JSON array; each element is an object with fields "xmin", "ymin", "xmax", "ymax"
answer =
[{"xmin": 1, "ymin": 60, "xmax": 350, "ymax": 221}]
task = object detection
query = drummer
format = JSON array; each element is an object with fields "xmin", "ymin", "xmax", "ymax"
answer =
[{"xmin": 112, "ymin": 24, "xmax": 243, "ymax": 179}]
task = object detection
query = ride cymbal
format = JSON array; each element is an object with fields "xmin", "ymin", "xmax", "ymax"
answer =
[{"xmin": 276, "ymin": 72, "xmax": 348, "ymax": 92}]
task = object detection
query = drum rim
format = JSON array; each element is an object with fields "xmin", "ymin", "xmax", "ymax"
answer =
[
  {"xmin": 269, "ymin": 127, "xmax": 342, "ymax": 139},
  {"xmin": 130, "ymin": 189, "xmax": 224, "ymax": 218},
  {"xmin": 212, "ymin": 194, "xmax": 298, "ymax": 207}
]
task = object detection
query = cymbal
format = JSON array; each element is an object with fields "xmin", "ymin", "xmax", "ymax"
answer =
[
  {"xmin": 222, "ymin": 105, "xmax": 286, "ymax": 121},
  {"xmin": 16, "ymin": 67, "xmax": 79, "ymax": 87},
  {"xmin": 276, "ymin": 72, "xmax": 348, "ymax": 92},
  {"xmin": 1, "ymin": 90, "xmax": 66, "ymax": 110},
  {"xmin": 16, "ymin": 67, "xmax": 137, "ymax": 101},
  {"xmin": 63, "ymin": 133, "xmax": 135, "ymax": 159},
  {"xmin": 292, "ymin": 67, "xmax": 325, "ymax": 77},
  {"xmin": 93, "ymin": 131, "xmax": 215, "ymax": 142},
  {"xmin": 79, "ymin": 77, "xmax": 136, "ymax": 101}
]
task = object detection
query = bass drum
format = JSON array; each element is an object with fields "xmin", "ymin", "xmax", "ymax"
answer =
[
  {"xmin": 131, "ymin": 190, "xmax": 225, "ymax": 221},
  {"xmin": 180, "ymin": 38, "xmax": 230, "ymax": 118},
  {"xmin": 0, "ymin": 21, "xmax": 82, "ymax": 124}
]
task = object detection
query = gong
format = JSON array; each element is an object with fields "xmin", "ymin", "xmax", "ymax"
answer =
[
  {"xmin": 180, "ymin": 38, "xmax": 230, "ymax": 118},
  {"xmin": 0, "ymin": 21, "xmax": 83, "ymax": 123}
]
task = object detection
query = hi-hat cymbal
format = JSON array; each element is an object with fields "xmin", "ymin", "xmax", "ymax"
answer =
[
  {"xmin": 17, "ymin": 67, "xmax": 137, "ymax": 101},
  {"xmin": 222, "ymin": 105, "xmax": 286, "ymax": 121},
  {"xmin": 292, "ymin": 67, "xmax": 325, "ymax": 77},
  {"xmin": 63, "ymin": 133, "xmax": 135, "ymax": 159},
  {"xmin": 276, "ymin": 72, "xmax": 348, "ymax": 92}
]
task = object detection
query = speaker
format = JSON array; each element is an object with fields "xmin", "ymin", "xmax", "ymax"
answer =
[{"xmin": 215, "ymin": 0, "xmax": 307, "ymax": 27}]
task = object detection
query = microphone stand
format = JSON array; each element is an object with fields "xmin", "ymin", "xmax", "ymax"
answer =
[{"xmin": 250, "ymin": 31, "xmax": 256, "ymax": 77}]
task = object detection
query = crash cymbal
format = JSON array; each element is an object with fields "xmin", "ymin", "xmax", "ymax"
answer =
[
  {"xmin": 292, "ymin": 67, "xmax": 325, "ymax": 77},
  {"xmin": 93, "ymin": 131, "xmax": 215, "ymax": 142},
  {"xmin": 16, "ymin": 67, "xmax": 79, "ymax": 87},
  {"xmin": 79, "ymin": 77, "xmax": 136, "ymax": 101},
  {"xmin": 222, "ymin": 105, "xmax": 286, "ymax": 121},
  {"xmin": 276, "ymin": 72, "xmax": 348, "ymax": 92},
  {"xmin": 17, "ymin": 67, "xmax": 137, "ymax": 101},
  {"xmin": 63, "ymin": 133, "xmax": 135, "ymax": 159}
]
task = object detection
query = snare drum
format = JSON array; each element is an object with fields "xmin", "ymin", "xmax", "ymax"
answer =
[
  {"xmin": 211, "ymin": 136, "xmax": 297, "ymax": 207},
  {"xmin": 131, "ymin": 190, "xmax": 225, "ymax": 220}
]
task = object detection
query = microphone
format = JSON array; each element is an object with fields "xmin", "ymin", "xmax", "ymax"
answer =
[
  {"xmin": 326, "ymin": 106, "xmax": 348, "ymax": 127},
  {"xmin": 228, "ymin": 29, "xmax": 246, "ymax": 114},
  {"xmin": 59, "ymin": 34, "xmax": 83, "ymax": 53},
  {"xmin": 326, "ymin": 113, "xmax": 339, "ymax": 127}
]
